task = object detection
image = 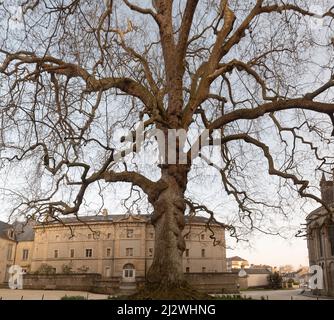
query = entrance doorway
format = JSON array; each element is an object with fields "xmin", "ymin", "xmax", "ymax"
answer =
[{"xmin": 122, "ymin": 263, "xmax": 135, "ymax": 282}]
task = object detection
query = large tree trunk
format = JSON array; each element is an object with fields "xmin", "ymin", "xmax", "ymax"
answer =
[
  {"xmin": 131, "ymin": 165, "xmax": 208, "ymax": 299},
  {"xmin": 147, "ymin": 165, "xmax": 188, "ymax": 287}
]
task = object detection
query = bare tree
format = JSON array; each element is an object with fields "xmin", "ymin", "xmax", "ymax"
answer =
[{"xmin": 0, "ymin": 0, "xmax": 334, "ymax": 298}]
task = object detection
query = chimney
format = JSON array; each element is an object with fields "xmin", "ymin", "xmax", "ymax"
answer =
[
  {"xmin": 102, "ymin": 208, "xmax": 108, "ymax": 218},
  {"xmin": 320, "ymin": 172, "xmax": 334, "ymax": 205}
]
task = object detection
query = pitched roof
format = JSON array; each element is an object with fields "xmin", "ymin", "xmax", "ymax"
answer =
[
  {"xmin": 37, "ymin": 214, "xmax": 214, "ymax": 226},
  {"xmin": 227, "ymin": 256, "xmax": 248, "ymax": 262},
  {"xmin": 0, "ymin": 220, "xmax": 35, "ymax": 242},
  {"xmin": 0, "ymin": 213, "xmax": 219, "ymax": 242},
  {"xmin": 0, "ymin": 221, "xmax": 13, "ymax": 240},
  {"xmin": 13, "ymin": 221, "xmax": 35, "ymax": 241},
  {"xmin": 245, "ymin": 268, "xmax": 271, "ymax": 274}
]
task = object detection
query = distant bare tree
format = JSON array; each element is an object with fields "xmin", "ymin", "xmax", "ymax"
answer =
[{"xmin": 0, "ymin": 0, "xmax": 334, "ymax": 298}]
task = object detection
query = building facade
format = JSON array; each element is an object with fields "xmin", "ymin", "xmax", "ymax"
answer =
[
  {"xmin": 307, "ymin": 173, "xmax": 334, "ymax": 296},
  {"xmin": 226, "ymin": 256, "xmax": 250, "ymax": 272},
  {"xmin": 0, "ymin": 213, "xmax": 226, "ymax": 284},
  {"xmin": 0, "ymin": 221, "xmax": 16, "ymax": 283}
]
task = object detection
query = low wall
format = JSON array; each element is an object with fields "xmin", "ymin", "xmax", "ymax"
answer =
[
  {"xmin": 23, "ymin": 273, "xmax": 101, "ymax": 291},
  {"xmin": 23, "ymin": 273, "xmax": 242, "ymax": 294},
  {"xmin": 185, "ymin": 272, "xmax": 240, "ymax": 293},
  {"xmin": 247, "ymin": 274, "xmax": 269, "ymax": 288}
]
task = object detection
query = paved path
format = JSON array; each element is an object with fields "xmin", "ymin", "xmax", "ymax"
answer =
[
  {"xmin": 0, "ymin": 288, "xmax": 332, "ymax": 300},
  {"xmin": 241, "ymin": 289, "xmax": 332, "ymax": 300},
  {"xmin": 0, "ymin": 289, "xmax": 108, "ymax": 300}
]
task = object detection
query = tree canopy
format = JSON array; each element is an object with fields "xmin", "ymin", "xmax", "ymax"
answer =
[{"xmin": 0, "ymin": 0, "xmax": 334, "ymax": 297}]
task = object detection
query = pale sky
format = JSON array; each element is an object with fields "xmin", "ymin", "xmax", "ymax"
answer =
[
  {"xmin": 1, "ymin": 0, "xmax": 333, "ymax": 272},
  {"xmin": 226, "ymin": 234, "xmax": 309, "ymax": 269}
]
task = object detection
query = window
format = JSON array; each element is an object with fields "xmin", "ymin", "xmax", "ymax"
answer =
[
  {"xmin": 7, "ymin": 244, "xmax": 13, "ymax": 260},
  {"xmin": 123, "ymin": 264, "xmax": 135, "ymax": 278},
  {"xmin": 201, "ymin": 249, "xmax": 205, "ymax": 257},
  {"xmin": 328, "ymin": 224, "xmax": 334, "ymax": 256},
  {"xmin": 318, "ymin": 228, "xmax": 324, "ymax": 257},
  {"xmin": 55, "ymin": 235, "xmax": 59, "ymax": 241},
  {"xmin": 150, "ymin": 232, "xmax": 154, "ymax": 239},
  {"xmin": 106, "ymin": 248, "xmax": 111, "ymax": 257},
  {"xmin": 8, "ymin": 229, "xmax": 14, "ymax": 239},
  {"xmin": 22, "ymin": 249, "xmax": 29, "ymax": 261},
  {"xmin": 54, "ymin": 250, "xmax": 59, "ymax": 258},
  {"xmin": 201, "ymin": 234, "xmax": 205, "ymax": 240},
  {"xmin": 86, "ymin": 249, "xmax": 93, "ymax": 258},
  {"xmin": 127, "ymin": 229, "xmax": 134, "ymax": 238},
  {"xmin": 202, "ymin": 267, "xmax": 206, "ymax": 273},
  {"xmin": 186, "ymin": 267, "xmax": 190, "ymax": 273},
  {"xmin": 148, "ymin": 248, "xmax": 153, "ymax": 257},
  {"xmin": 70, "ymin": 249, "xmax": 75, "ymax": 258},
  {"xmin": 124, "ymin": 269, "xmax": 133, "ymax": 277},
  {"xmin": 107, "ymin": 233, "xmax": 112, "ymax": 239},
  {"xmin": 185, "ymin": 249, "xmax": 189, "ymax": 257},
  {"xmin": 88, "ymin": 234, "xmax": 92, "ymax": 240},
  {"xmin": 126, "ymin": 248, "xmax": 133, "ymax": 257}
]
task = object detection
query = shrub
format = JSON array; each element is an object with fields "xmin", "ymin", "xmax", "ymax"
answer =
[
  {"xmin": 267, "ymin": 272, "xmax": 283, "ymax": 289},
  {"xmin": 213, "ymin": 294, "xmax": 252, "ymax": 300},
  {"xmin": 34, "ymin": 264, "xmax": 56, "ymax": 275},
  {"xmin": 61, "ymin": 264, "xmax": 73, "ymax": 274}
]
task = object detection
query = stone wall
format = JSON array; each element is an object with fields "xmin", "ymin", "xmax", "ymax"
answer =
[
  {"xmin": 184, "ymin": 272, "xmax": 240, "ymax": 293},
  {"xmin": 23, "ymin": 273, "xmax": 101, "ymax": 291},
  {"xmin": 23, "ymin": 272, "xmax": 242, "ymax": 294}
]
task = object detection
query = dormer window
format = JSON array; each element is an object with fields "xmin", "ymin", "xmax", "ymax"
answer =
[{"xmin": 8, "ymin": 229, "xmax": 14, "ymax": 239}]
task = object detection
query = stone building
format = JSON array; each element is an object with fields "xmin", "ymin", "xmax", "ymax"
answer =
[
  {"xmin": 0, "ymin": 221, "xmax": 16, "ymax": 283},
  {"xmin": 226, "ymin": 256, "xmax": 249, "ymax": 271},
  {"xmin": 0, "ymin": 212, "xmax": 227, "ymax": 285},
  {"xmin": 0, "ymin": 221, "xmax": 35, "ymax": 283},
  {"xmin": 307, "ymin": 173, "xmax": 334, "ymax": 296}
]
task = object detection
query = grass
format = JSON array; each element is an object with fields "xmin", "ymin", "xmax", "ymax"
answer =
[
  {"xmin": 212, "ymin": 294, "xmax": 253, "ymax": 300},
  {"xmin": 60, "ymin": 295, "xmax": 87, "ymax": 300}
]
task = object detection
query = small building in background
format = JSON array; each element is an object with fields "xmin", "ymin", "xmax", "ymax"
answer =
[
  {"xmin": 226, "ymin": 256, "xmax": 250, "ymax": 272},
  {"xmin": 250, "ymin": 264, "xmax": 274, "ymax": 273},
  {"xmin": 244, "ymin": 268, "xmax": 271, "ymax": 288}
]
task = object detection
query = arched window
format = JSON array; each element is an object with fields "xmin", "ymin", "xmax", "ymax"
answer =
[
  {"xmin": 318, "ymin": 228, "xmax": 324, "ymax": 257},
  {"xmin": 327, "ymin": 223, "xmax": 334, "ymax": 256},
  {"xmin": 330, "ymin": 263, "xmax": 334, "ymax": 292},
  {"xmin": 123, "ymin": 263, "xmax": 135, "ymax": 279}
]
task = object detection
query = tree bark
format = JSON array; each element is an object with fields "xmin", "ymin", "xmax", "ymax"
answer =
[{"xmin": 146, "ymin": 164, "xmax": 189, "ymax": 288}]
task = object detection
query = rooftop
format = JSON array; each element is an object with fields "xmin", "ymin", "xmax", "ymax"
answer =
[
  {"xmin": 0, "ymin": 213, "xmax": 220, "ymax": 242},
  {"xmin": 37, "ymin": 214, "xmax": 215, "ymax": 226},
  {"xmin": 0, "ymin": 221, "xmax": 13, "ymax": 240},
  {"xmin": 245, "ymin": 268, "xmax": 271, "ymax": 274},
  {"xmin": 227, "ymin": 256, "xmax": 248, "ymax": 262}
]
